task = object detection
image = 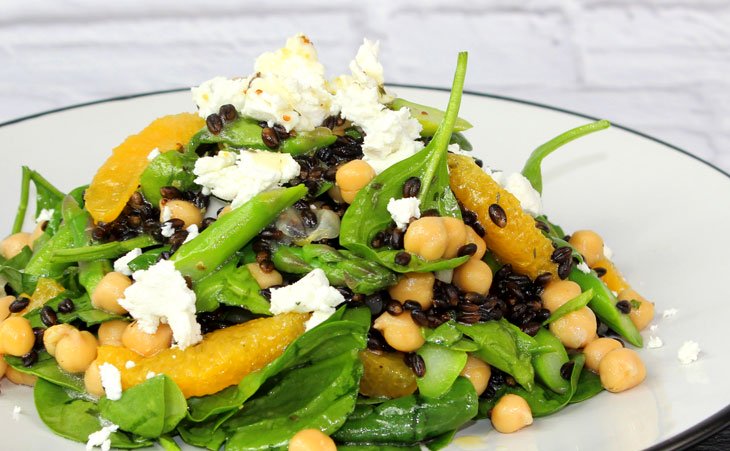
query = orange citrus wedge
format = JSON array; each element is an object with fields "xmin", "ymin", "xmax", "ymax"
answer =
[
  {"xmin": 84, "ymin": 113, "xmax": 204, "ymax": 223},
  {"xmin": 96, "ymin": 312, "xmax": 307, "ymax": 398},
  {"xmin": 13, "ymin": 278, "xmax": 65, "ymax": 316},
  {"xmin": 448, "ymin": 154, "xmax": 557, "ymax": 279}
]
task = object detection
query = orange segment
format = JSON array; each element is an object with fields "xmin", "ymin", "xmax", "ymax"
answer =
[
  {"xmin": 13, "ymin": 278, "xmax": 65, "ymax": 316},
  {"xmin": 85, "ymin": 113, "xmax": 205, "ymax": 223},
  {"xmin": 448, "ymin": 154, "xmax": 557, "ymax": 279},
  {"xmin": 358, "ymin": 349, "xmax": 417, "ymax": 399},
  {"xmin": 96, "ymin": 312, "xmax": 307, "ymax": 398},
  {"xmin": 592, "ymin": 257, "xmax": 630, "ymax": 293}
]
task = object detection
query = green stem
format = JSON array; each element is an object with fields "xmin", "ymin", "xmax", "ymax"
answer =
[
  {"xmin": 522, "ymin": 119, "xmax": 610, "ymax": 194},
  {"xmin": 12, "ymin": 167, "xmax": 31, "ymax": 234},
  {"xmin": 50, "ymin": 235, "xmax": 158, "ymax": 264}
]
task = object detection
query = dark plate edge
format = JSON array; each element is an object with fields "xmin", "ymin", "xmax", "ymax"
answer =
[{"xmin": 1, "ymin": 84, "xmax": 728, "ymax": 450}]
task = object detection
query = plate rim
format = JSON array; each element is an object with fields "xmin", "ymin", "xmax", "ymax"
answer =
[{"xmin": 1, "ymin": 84, "xmax": 727, "ymax": 450}]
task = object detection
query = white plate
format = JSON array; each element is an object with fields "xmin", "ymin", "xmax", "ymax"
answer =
[{"xmin": 0, "ymin": 87, "xmax": 728, "ymax": 450}]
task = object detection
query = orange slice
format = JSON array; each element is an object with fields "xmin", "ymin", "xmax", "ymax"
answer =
[
  {"xmin": 13, "ymin": 278, "xmax": 65, "ymax": 316},
  {"xmin": 358, "ymin": 349, "xmax": 417, "ymax": 399},
  {"xmin": 96, "ymin": 312, "xmax": 307, "ymax": 398},
  {"xmin": 592, "ymin": 257, "xmax": 630, "ymax": 293},
  {"xmin": 84, "ymin": 113, "xmax": 204, "ymax": 223},
  {"xmin": 448, "ymin": 154, "xmax": 557, "ymax": 279}
]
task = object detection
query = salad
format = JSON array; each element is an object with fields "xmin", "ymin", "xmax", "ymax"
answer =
[{"xmin": 0, "ymin": 34, "xmax": 656, "ymax": 450}]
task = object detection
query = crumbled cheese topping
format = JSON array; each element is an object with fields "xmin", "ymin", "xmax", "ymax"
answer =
[
  {"xmin": 678, "ymin": 341, "xmax": 701, "ymax": 364},
  {"xmin": 160, "ymin": 222, "xmax": 175, "ymax": 238},
  {"xmin": 183, "ymin": 224, "xmax": 199, "ymax": 244},
  {"xmin": 36, "ymin": 208, "xmax": 54, "ymax": 224},
  {"xmin": 576, "ymin": 261, "xmax": 590, "ymax": 274},
  {"xmin": 113, "ymin": 248, "xmax": 142, "ymax": 276},
  {"xmin": 193, "ymin": 150, "xmax": 300, "ymax": 208},
  {"xmin": 269, "ymin": 269, "xmax": 345, "ymax": 330},
  {"xmin": 86, "ymin": 421, "xmax": 119, "ymax": 451},
  {"xmin": 161, "ymin": 205, "xmax": 173, "ymax": 222},
  {"xmin": 192, "ymin": 76, "xmax": 249, "ymax": 119},
  {"xmin": 490, "ymin": 171, "xmax": 543, "ymax": 217},
  {"xmin": 648, "ymin": 336, "xmax": 664, "ymax": 349},
  {"xmin": 649, "ymin": 324, "xmax": 659, "ymax": 333},
  {"xmin": 447, "ymin": 143, "xmax": 472, "ymax": 157},
  {"xmin": 99, "ymin": 363, "xmax": 122, "ymax": 401},
  {"xmin": 119, "ymin": 260, "xmax": 202, "ymax": 350},
  {"xmin": 146, "ymin": 148, "xmax": 160, "ymax": 161},
  {"xmin": 12, "ymin": 405, "xmax": 21, "ymax": 420},
  {"xmin": 662, "ymin": 308, "xmax": 678, "ymax": 319},
  {"xmin": 387, "ymin": 197, "xmax": 421, "ymax": 229}
]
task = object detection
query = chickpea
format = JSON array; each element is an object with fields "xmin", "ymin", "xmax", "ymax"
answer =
[
  {"xmin": 43, "ymin": 323, "xmax": 77, "ymax": 356},
  {"xmin": 619, "ymin": 288, "xmax": 655, "ymax": 331},
  {"xmin": 0, "ymin": 354, "xmax": 7, "ymax": 378},
  {"xmin": 84, "ymin": 361, "xmax": 105, "ymax": 397},
  {"xmin": 452, "ymin": 258, "xmax": 493, "ymax": 295},
  {"xmin": 0, "ymin": 295, "xmax": 14, "ymax": 322},
  {"xmin": 549, "ymin": 307, "xmax": 597, "ymax": 349},
  {"xmin": 55, "ymin": 330, "xmax": 98, "ymax": 373},
  {"xmin": 599, "ymin": 348, "xmax": 646, "ymax": 393},
  {"xmin": 442, "ymin": 217, "xmax": 467, "ymax": 259},
  {"xmin": 491, "ymin": 394, "xmax": 533, "ymax": 434},
  {"xmin": 460, "ymin": 355, "xmax": 491, "ymax": 395},
  {"xmin": 404, "ymin": 217, "xmax": 448, "ymax": 261},
  {"xmin": 583, "ymin": 337, "xmax": 623, "ymax": 372},
  {"xmin": 91, "ymin": 271, "xmax": 131, "ymax": 315},
  {"xmin": 336, "ymin": 160, "xmax": 375, "ymax": 204},
  {"xmin": 246, "ymin": 263, "xmax": 284, "ymax": 289},
  {"xmin": 373, "ymin": 312, "xmax": 425, "ymax": 353},
  {"xmin": 288, "ymin": 428, "xmax": 337, "ymax": 451},
  {"xmin": 540, "ymin": 280, "xmax": 582, "ymax": 313},
  {"xmin": 5, "ymin": 366, "xmax": 37, "ymax": 386},
  {"xmin": 569, "ymin": 230, "xmax": 604, "ymax": 267},
  {"xmin": 122, "ymin": 322, "xmax": 173, "ymax": 357},
  {"xmin": 29, "ymin": 222, "xmax": 47, "ymax": 249},
  {"xmin": 327, "ymin": 185, "xmax": 345, "ymax": 204},
  {"xmin": 388, "ymin": 272, "xmax": 435, "ymax": 310},
  {"xmin": 1, "ymin": 232, "xmax": 31, "ymax": 259},
  {"xmin": 98, "ymin": 320, "xmax": 130, "ymax": 347},
  {"xmin": 161, "ymin": 199, "xmax": 203, "ymax": 228},
  {"xmin": 0, "ymin": 316, "xmax": 35, "ymax": 356},
  {"xmin": 465, "ymin": 226, "xmax": 486, "ymax": 261}
]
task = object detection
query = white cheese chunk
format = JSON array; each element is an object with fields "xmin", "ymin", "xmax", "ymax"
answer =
[
  {"xmin": 490, "ymin": 171, "xmax": 543, "ymax": 217},
  {"xmin": 160, "ymin": 222, "xmax": 175, "ymax": 238},
  {"xmin": 161, "ymin": 205, "xmax": 173, "ymax": 222},
  {"xmin": 183, "ymin": 224, "xmax": 199, "ymax": 244},
  {"xmin": 98, "ymin": 363, "xmax": 122, "ymax": 401},
  {"xmin": 113, "ymin": 248, "xmax": 142, "ymax": 277},
  {"xmin": 193, "ymin": 150, "xmax": 300, "ymax": 208},
  {"xmin": 146, "ymin": 148, "xmax": 160, "ymax": 161},
  {"xmin": 269, "ymin": 269, "xmax": 345, "ymax": 330},
  {"xmin": 119, "ymin": 260, "xmax": 202, "ymax": 350},
  {"xmin": 387, "ymin": 197, "xmax": 421, "ymax": 229},
  {"xmin": 192, "ymin": 76, "xmax": 250, "ymax": 119},
  {"xmin": 662, "ymin": 308, "xmax": 678, "ymax": 319},
  {"xmin": 36, "ymin": 208, "xmax": 55, "ymax": 224},
  {"xmin": 86, "ymin": 421, "xmax": 119, "ymax": 451},
  {"xmin": 648, "ymin": 336, "xmax": 664, "ymax": 349},
  {"xmin": 576, "ymin": 261, "xmax": 590, "ymax": 274},
  {"xmin": 678, "ymin": 340, "xmax": 701, "ymax": 364}
]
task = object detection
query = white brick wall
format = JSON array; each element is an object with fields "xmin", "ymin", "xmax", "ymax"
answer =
[{"xmin": 1, "ymin": 0, "xmax": 729, "ymax": 170}]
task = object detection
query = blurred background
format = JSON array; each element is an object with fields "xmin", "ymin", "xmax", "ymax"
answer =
[{"xmin": 1, "ymin": 0, "xmax": 729, "ymax": 170}]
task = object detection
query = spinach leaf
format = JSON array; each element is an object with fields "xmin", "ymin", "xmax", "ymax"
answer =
[
  {"xmin": 416, "ymin": 343, "xmax": 467, "ymax": 399},
  {"xmin": 140, "ymin": 150, "xmax": 199, "ymax": 206},
  {"xmin": 12, "ymin": 166, "xmax": 65, "ymax": 235},
  {"xmin": 339, "ymin": 53, "xmax": 469, "ymax": 273},
  {"xmin": 333, "ymin": 377, "xmax": 477, "ymax": 445},
  {"xmin": 158, "ymin": 436, "xmax": 183, "ymax": 451},
  {"xmin": 99, "ymin": 375, "xmax": 187, "ymax": 438},
  {"xmin": 532, "ymin": 328, "xmax": 570, "ymax": 395},
  {"xmin": 34, "ymin": 379, "xmax": 151, "ymax": 448},
  {"xmin": 0, "ymin": 246, "xmax": 32, "ymax": 293},
  {"xmin": 5, "ymin": 351, "xmax": 84, "ymax": 392},
  {"xmin": 194, "ymin": 259, "xmax": 270, "ymax": 314},
  {"xmin": 457, "ymin": 319, "xmax": 537, "ymax": 391},
  {"xmin": 570, "ymin": 367, "xmax": 604, "ymax": 404},
  {"xmin": 127, "ymin": 247, "xmax": 170, "ymax": 272},
  {"xmin": 24, "ymin": 293, "xmax": 122, "ymax": 328},
  {"xmin": 271, "ymin": 244, "xmax": 397, "ymax": 295}
]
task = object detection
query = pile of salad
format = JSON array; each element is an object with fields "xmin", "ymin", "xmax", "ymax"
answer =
[{"xmin": 0, "ymin": 34, "xmax": 655, "ymax": 450}]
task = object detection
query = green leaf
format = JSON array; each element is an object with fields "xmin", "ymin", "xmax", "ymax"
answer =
[
  {"xmin": 140, "ymin": 150, "xmax": 198, "ymax": 206},
  {"xmin": 0, "ymin": 246, "xmax": 33, "ymax": 293},
  {"xmin": 521, "ymin": 120, "xmax": 610, "ymax": 194},
  {"xmin": 543, "ymin": 288, "xmax": 594, "ymax": 325},
  {"xmin": 570, "ymin": 367, "xmax": 604, "ymax": 403},
  {"xmin": 340, "ymin": 53, "xmax": 469, "ymax": 273},
  {"xmin": 99, "ymin": 375, "xmax": 187, "ymax": 438},
  {"xmin": 416, "ymin": 343, "xmax": 467, "ymax": 398},
  {"xmin": 5, "ymin": 352, "xmax": 84, "ymax": 392},
  {"xmin": 193, "ymin": 259, "xmax": 270, "ymax": 314},
  {"xmin": 50, "ymin": 235, "xmax": 159, "ymax": 264}
]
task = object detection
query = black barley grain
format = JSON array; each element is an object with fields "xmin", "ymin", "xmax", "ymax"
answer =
[
  {"xmin": 488, "ymin": 204, "xmax": 507, "ymax": 228},
  {"xmin": 206, "ymin": 114, "xmax": 223, "ymax": 135}
]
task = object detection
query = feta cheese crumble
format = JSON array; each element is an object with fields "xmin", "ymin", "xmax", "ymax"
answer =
[
  {"xmin": 161, "ymin": 205, "xmax": 173, "ymax": 222},
  {"xmin": 113, "ymin": 248, "xmax": 142, "ymax": 276},
  {"xmin": 12, "ymin": 405, "xmax": 21, "ymax": 420},
  {"xmin": 387, "ymin": 197, "xmax": 421, "ymax": 229},
  {"xmin": 160, "ymin": 222, "xmax": 175, "ymax": 238},
  {"xmin": 191, "ymin": 76, "xmax": 249, "ymax": 119},
  {"xmin": 86, "ymin": 421, "xmax": 118, "ymax": 451},
  {"xmin": 146, "ymin": 148, "xmax": 160, "ymax": 161},
  {"xmin": 98, "ymin": 363, "xmax": 122, "ymax": 401},
  {"xmin": 183, "ymin": 224, "xmax": 199, "ymax": 244},
  {"xmin": 36, "ymin": 208, "xmax": 54, "ymax": 224},
  {"xmin": 678, "ymin": 340, "xmax": 701, "ymax": 364},
  {"xmin": 662, "ymin": 308, "xmax": 678, "ymax": 319},
  {"xmin": 193, "ymin": 150, "xmax": 300, "ymax": 208},
  {"xmin": 576, "ymin": 261, "xmax": 591, "ymax": 274},
  {"xmin": 648, "ymin": 336, "xmax": 664, "ymax": 349},
  {"xmin": 269, "ymin": 269, "xmax": 345, "ymax": 330},
  {"xmin": 119, "ymin": 260, "xmax": 202, "ymax": 350},
  {"xmin": 649, "ymin": 324, "xmax": 659, "ymax": 333},
  {"xmin": 490, "ymin": 171, "xmax": 543, "ymax": 216}
]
